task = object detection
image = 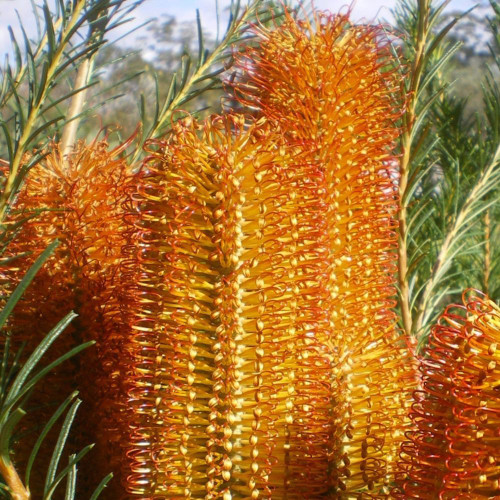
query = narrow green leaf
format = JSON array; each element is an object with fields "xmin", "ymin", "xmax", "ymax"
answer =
[
  {"xmin": 25, "ymin": 115, "xmax": 65, "ymax": 146},
  {"xmin": 420, "ymin": 42, "xmax": 460, "ymax": 94},
  {"xmin": 164, "ymin": 74, "xmax": 177, "ymax": 109},
  {"xmin": 196, "ymin": 9, "xmax": 205, "ymax": 69},
  {"xmin": 0, "ymin": 240, "xmax": 59, "ymax": 331},
  {"xmin": 25, "ymin": 392, "xmax": 79, "ymax": 487},
  {"xmin": 45, "ymin": 444, "xmax": 94, "ymax": 500},
  {"xmin": 0, "ymin": 122, "xmax": 14, "ymax": 163},
  {"xmin": 180, "ymin": 54, "xmax": 191, "ymax": 90},
  {"xmin": 192, "ymin": 65, "xmax": 226, "ymax": 85},
  {"xmin": 0, "ymin": 408, "xmax": 26, "ymax": 461},
  {"xmin": 43, "ymin": 398, "xmax": 82, "ymax": 497},
  {"xmin": 3, "ymin": 342, "xmax": 25, "ymax": 403},
  {"xmin": 8, "ymin": 27, "xmax": 22, "ymax": 73},
  {"xmin": 35, "ymin": 60, "xmax": 49, "ymax": 105},
  {"xmin": 3, "ymin": 311, "xmax": 76, "ymax": 411},
  {"xmin": 29, "ymin": 0, "xmax": 42, "ymax": 38},
  {"xmin": 89, "ymin": 473, "xmax": 113, "ymax": 500},
  {"xmin": 42, "ymin": 1, "xmax": 56, "ymax": 58},
  {"xmin": 52, "ymin": 42, "xmax": 101, "ymax": 79},
  {"xmin": 1, "ymin": 341, "xmax": 93, "ymax": 423},
  {"xmin": 64, "ymin": 454, "xmax": 77, "ymax": 500},
  {"xmin": 410, "ymin": 88, "xmax": 447, "ymax": 142},
  {"xmin": 0, "ymin": 334, "xmax": 11, "ymax": 399},
  {"xmin": 425, "ymin": 8, "xmax": 474, "ymax": 60}
]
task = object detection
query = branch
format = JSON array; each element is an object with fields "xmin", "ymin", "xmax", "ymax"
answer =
[
  {"xmin": 414, "ymin": 142, "xmax": 500, "ymax": 333},
  {"xmin": 131, "ymin": 1, "xmax": 265, "ymax": 163},
  {"xmin": 397, "ymin": 0, "xmax": 432, "ymax": 337},
  {"xmin": 0, "ymin": 457, "xmax": 30, "ymax": 500},
  {"xmin": 484, "ymin": 208, "xmax": 491, "ymax": 295},
  {"xmin": 60, "ymin": 57, "xmax": 94, "ymax": 158}
]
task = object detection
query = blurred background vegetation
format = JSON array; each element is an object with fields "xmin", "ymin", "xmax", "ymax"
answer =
[{"xmin": 78, "ymin": 4, "xmax": 498, "ymax": 139}]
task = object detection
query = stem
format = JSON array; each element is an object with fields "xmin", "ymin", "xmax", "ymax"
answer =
[
  {"xmin": 484, "ymin": 209, "xmax": 491, "ymax": 295},
  {"xmin": 397, "ymin": 0, "xmax": 431, "ymax": 337},
  {"xmin": 60, "ymin": 57, "xmax": 94, "ymax": 158},
  {"xmin": 0, "ymin": 0, "xmax": 87, "ymax": 225},
  {"xmin": 0, "ymin": 457, "xmax": 30, "ymax": 500},
  {"xmin": 1, "ymin": 18, "xmax": 64, "ymax": 109},
  {"xmin": 131, "ymin": 5, "xmax": 257, "ymax": 163},
  {"xmin": 414, "ymin": 142, "xmax": 500, "ymax": 333}
]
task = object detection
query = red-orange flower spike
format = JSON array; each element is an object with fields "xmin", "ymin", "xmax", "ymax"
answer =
[
  {"xmin": 232, "ymin": 10, "xmax": 414, "ymax": 496},
  {"xmin": 396, "ymin": 292, "xmax": 500, "ymax": 499},
  {"xmin": 0, "ymin": 140, "xmax": 133, "ymax": 496}
]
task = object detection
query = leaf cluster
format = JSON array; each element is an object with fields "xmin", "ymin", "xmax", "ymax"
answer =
[
  {"xmin": 394, "ymin": 0, "xmax": 500, "ymax": 342},
  {"xmin": 0, "ymin": 242, "xmax": 109, "ymax": 499}
]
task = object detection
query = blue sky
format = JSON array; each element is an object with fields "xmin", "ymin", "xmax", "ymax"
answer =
[
  {"xmin": 131, "ymin": 0, "xmax": 481, "ymax": 38},
  {"xmin": 0, "ymin": 0, "xmax": 486, "ymax": 59}
]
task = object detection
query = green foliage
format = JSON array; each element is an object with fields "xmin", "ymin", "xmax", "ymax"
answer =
[
  {"xmin": 0, "ymin": 242, "xmax": 98, "ymax": 499},
  {"xmin": 394, "ymin": 0, "xmax": 500, "ymax": 342}
]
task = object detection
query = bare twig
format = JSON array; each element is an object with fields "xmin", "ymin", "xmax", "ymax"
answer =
[
  {"xmin": 484, "ymin": 209, "xmax": 491, "ymax": 295},
  {"xmin": 60, "ymin": 57, "xmax": 94, "ymax": 158}
]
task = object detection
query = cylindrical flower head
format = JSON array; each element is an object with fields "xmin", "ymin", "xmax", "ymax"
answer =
[
  {"xmin": 0, "ymin": 140, "xmax": 133, "ymax": 496},
  {"xmin": 231, "ymin": 10, "xmax": 414, "ymax": 497},
  {"xmin": 125, "ymin": 113, "xmax": 342, "ymax": 498},
  {"xmin": 396, "ymin": 293, "xmax": 500, "ymax": 499}
]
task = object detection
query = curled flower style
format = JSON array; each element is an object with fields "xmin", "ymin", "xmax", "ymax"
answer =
[
  {"xmin": 396, "ymin": 292, "xmax": 500, "ymax": 499},
  {"xmin": 0, "ymin": 140, "xmax": 133, "ymax": 496},
  {"xmin": 231, "ymin": 10, "xmax": 414, "ymax": 497}
]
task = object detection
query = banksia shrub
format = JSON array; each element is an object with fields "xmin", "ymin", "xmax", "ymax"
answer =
[
  {"xmin": 396, "ymin": 292, "xmax": 500, "ymax": 498},
  {"xmin": 2, "ymin": 0, "xmax": 499, "ymax": 499},
  {"xmin": 0, "ymin": 140, "xmax": 133, "ymax": 494},
  {"xmin": 122, "ymin": 10, "xmax": 415, "ymax": 498}
]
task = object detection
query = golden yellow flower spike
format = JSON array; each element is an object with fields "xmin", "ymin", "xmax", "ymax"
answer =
[
  {"xmin": 0, "ymin": 140, "xmax": 133, "ymax": 496},
  {"xmin": 396, "ymin": 292, "xmax": 500, "ymax": 499},
  {"xmin": 231, "ymin": 10, "xmax": 415, "ymax": 497},
  {"xmin": 125, "ymin": 113, "xmax": 342, "ymax": 498}
]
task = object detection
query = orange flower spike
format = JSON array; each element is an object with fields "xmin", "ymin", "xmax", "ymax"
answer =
[
  {"xmin": 0, "ymin": 140, "xmax": 134, "ymax": 495},
  {"xmin": 125, "ymin": 113, "xmax": 337, "ymax": 497},
  {"xmin": 126, "ymin": 115, "xmax": 269, "ymax": 498},
  {"xmin": 233, "ymin": 9, "xmax": 413, "ymax": 496},
  {"xmin": 396, "ymin": 293, "xmax": 500, "ymax": 499}
]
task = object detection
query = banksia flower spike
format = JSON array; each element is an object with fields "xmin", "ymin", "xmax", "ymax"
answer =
[
  {"xmin": 0, "ymin": 140, "xmax": 133, "ymax": 494},
  {"xmin": 396, "ymin": 292, "xmax": 500, "ymax": 499},
  {"xmin": 231, "ymin": 10, "xmax": 415, "ymax": 496},
  {"xmin": 125, "ymin": 113, "xmax": 340, "ymax": 498}
]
